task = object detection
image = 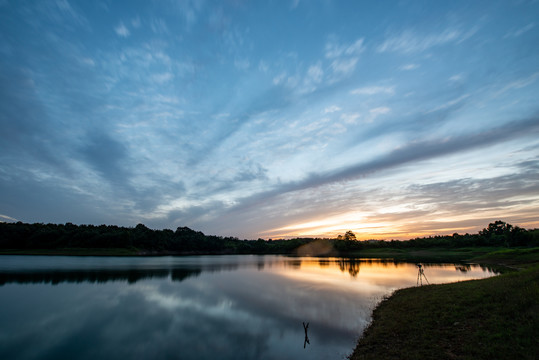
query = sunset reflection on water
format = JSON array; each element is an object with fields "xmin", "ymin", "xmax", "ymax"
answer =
[{"xmin": 0, "ymin": 255, "xmax": 497, "ymax": 360}]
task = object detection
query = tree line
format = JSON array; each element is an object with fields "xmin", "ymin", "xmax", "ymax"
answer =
[
  {"xmin": 0, "ymin": 222, "xmax": 315, "ymax": 254},
  {"xmin": 0, "ymin": 220, "xmax": 537, "ymax": 255}
]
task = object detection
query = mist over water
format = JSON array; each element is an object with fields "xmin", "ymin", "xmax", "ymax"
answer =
[{"xmin": 0, "ymin": 255, "xmax": 496, "ymax": 359}]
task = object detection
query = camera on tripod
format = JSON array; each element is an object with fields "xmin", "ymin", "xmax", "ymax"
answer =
[{"xmin": 416, "ymin": 263, "xmax": 429, "ymax": 286}]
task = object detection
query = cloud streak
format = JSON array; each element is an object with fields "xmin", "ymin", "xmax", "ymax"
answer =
[
  {"xmin": 377, "ymin": 27, "xmax": 476, "ymax": 53},
  {"xmin": 215, "ymin": 115, "xmax": 539, "ymax": 229}
]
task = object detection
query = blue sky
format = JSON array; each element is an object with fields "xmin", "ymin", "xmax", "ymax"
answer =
[{"xmin": 1, "ymin": 0, "xmax": 538, "ymax": 239}]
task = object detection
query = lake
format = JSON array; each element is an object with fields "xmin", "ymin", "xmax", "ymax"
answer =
[{"xmin": 0, "ymin": 255, "xmax": 497, "ymax": 360}]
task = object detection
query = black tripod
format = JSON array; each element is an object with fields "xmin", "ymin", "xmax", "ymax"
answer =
[
  {"xmin": 416, "ymin": 264, "xmax": 429, "ymax": 286},
  {"xmin": 303, "ymin": 322, "xmax": 310, "ymax": 348}
]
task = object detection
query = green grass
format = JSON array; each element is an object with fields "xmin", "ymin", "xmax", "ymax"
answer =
[
  {"xmin": 350, "ymin": 248, "xmax": 539, "ymax": 359},
  {"xmin": 471, "ymin": 247, "xmax": 539, "ymax": 268}
]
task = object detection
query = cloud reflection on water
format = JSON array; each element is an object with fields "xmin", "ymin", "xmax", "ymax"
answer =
[{"xmin": 0, "ymin": 256, "xmax": 496, "ymax": 359}]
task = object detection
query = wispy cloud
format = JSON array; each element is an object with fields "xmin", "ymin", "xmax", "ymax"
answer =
[
  {"xmin": 307, "ymin": 63, "xmax": 323, "ymax": 83},
  {"xmin": 351, "ymin": 86, "xmax": 395, "ymax": 96},
  {"xmin": 54, "ymin": 0, "xmax": 90, "ymax": 28},
  {"xmin": 325, "ymin": 37, "xmax": 364, "ymax": 77},
  {"xmin": 325, "ymin": 38, "xmax": 365, "ymax": 59},
  {"xmin": 131, "ymin": 16, "xmax": 141, "ymax": 28},
  {"xmin": 234, "ymin": 58, "xmax": 250, "ymax": 70},
  {"xmin": 152, "ymin": 72, "xmax": 174, "ymax": 84},
  {"xmin": 369, "ymin": 106, "xmax": 391, "ymax": 119},
  {"xmin": 340, "ymin": 113, "xmax": 361, "ymax": 124},
  {"xmin": 400, "ymin": 63, "xmax": 419, "ymax": 71},
  {"xmin": 504, "ymin": 23, "xmax": 535, "ymax": 38},
  {"xmin": 330, "ymin": 58, "xmax": 358, "ymax": 75},
  {"xmin": 377, "ymin": 27, "xmax": 475, "ymax": 53},
  {"xmin": 150, "ymin": 18, "xmax": 169, "ymax": 34},
  {"xmin": 449, "ymin": 74, "xmax": 464, "ymax": 82},
  {"xmin": 114, "ymin": 22, "xmax": 130, "ymax": 37},
  {"xmin": 221, "ymin": 115, "xmax": 539, "ymax": 220},
  {"xmin": 494, "ymin": 72, "xmax": 539, "ymax": 97},
  {"xmin": 425, "ymin": 94, "xmax": 469, "ymax": 113},
  {"xmin": 323, "ymin": 105, "xmax": 341, "ymax": 114},
  {"xmin": 0, "ymin": 214, "xmax": 18, "ymax": 222}
]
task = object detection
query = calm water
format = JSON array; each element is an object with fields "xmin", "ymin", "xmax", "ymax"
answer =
[{"xmin": 0, "ymin": 255, "xmax": 497, "ymax": 360}]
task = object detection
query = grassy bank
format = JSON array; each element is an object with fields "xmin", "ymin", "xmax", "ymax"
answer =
[{"xmin": 350, "ymin": 248, "xmax": 539, "ymax": 359}]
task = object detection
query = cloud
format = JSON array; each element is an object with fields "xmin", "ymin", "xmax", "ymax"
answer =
[
  {"xmin": 53, "ymin": 0, "xmax": 90, "ymax": 28},
  {"xmin": 425, "ymin": 94, "xmax": 469, "ymax": 113},
  {"xmin": 201, "ymin": 115, "xmax": 539, "ymax": 239},
  {"xmin": 152, "ymin": 72, "xmax": 174, "ymax": 84},
  {"xmin": 494, "ymin": 72, "xmax": 539, "ymax": 97},
  {"xmin": 0, "ymin": 66, "xmax": 66, "ymax": 173},
  {"xmin": 330, "ymin": 58, "xmax": 358, "ymax": 75},
  {"xmin": 449, "ymin": 74, "xmax": 464, "ymax": 82},
  {"xmin": 220, "ymin": 115, "xmax": 539, "ymax": 222},
  {"xmin": 324, "ymin": 37, "xmax": 364, "ymax": 77},
  {"xmin": 272, "ymin": 72, "xmax": 286, "ymax": 85},
  {"xmin": 78, "ymin": 130, "xmax": 130, "ymax": 185},
  {"xmin": 504, "ymin": 23, "xmax": 535, "ymax": 38},
  {"xmin": 307, "ymin": 63, "xmax": 323, "ymax": 83},
  {"xmin": 351, "ymin": 86, "xmax": 395, "ymax": 96},
  {"xmin": 150, "ymin": 18, "xmax": 169, "ymax": 34},
  {"xmin": 0, "ymin": 214, "xmax": 18, "ymax": 222},
  {"xmin": 340, "ymin": 113, "xmax": 361, "ymax": 124},
  {"xmin": 114, "ymin": 22, "xmax": 130, "ymax": 37},
  {"xmin": 234, "ymin": 58, "xmax": 250, "ymax": 70},
  {"xmin": 400, "ymin": 63, "xmax": 419, "ymax": 71},
  {"xmin": 325, "ymin": 38, "xmax": 364, "ymax": 59},
  {"xmin": 323, "ymin": 105, "xmax": 341, "ymax": 114},
  {"xmin": 369, "ymin": 106, "xmax": 390, "ymax": 116},
  {"xmin": 377, "ymin": 27, "xmax": 475, "ymax": 53},
  {"xmin": 174, "ymin": 0, "xmax": 205, "ymax": 29},
  {"xmin": 258, "ymin": 61, "xmax": 269, "ymax": 73},
  {"xmin": 131, "ymin": 16, "xmax": 141, "ymax": 28}
]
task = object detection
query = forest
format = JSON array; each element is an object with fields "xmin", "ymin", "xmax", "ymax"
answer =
[{"xmin": 0, "ymin": 220, "xmax": 538, "ymax": 255}]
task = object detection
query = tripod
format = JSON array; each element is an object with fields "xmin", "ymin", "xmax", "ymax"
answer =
[
  {"xmin": 416, "ymin": 264, "xmax": 429, "ymax": 286},
  {"xmin": 303, "ymin": 322, "xmax": 310, "ymax": 348}
]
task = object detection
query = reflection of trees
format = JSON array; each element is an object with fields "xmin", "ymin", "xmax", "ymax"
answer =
[
  {"xmin": 330, "ymin": 258, "xmax": 430, "ymax": 277},
  {"xmin": 454, "ymin": 264, "xmax": 472, "ymax": 273},
  {"xmin": 0, "ymin": 268, "xmax": 202, "ymax": 285},
  {"xmin": 336, "ymin": 259, "xmax": 361, "ymax": 277},
  {"xmin": 479, "ymin": 264, "xmax": 501, "ymax": 274},
  {"xmin": 171, "ymin": 268, "xmax": 202, "ymax": 282},
  {"xmin": 318, "ymin": 259, "xmax": 330, "ymax": 267}
]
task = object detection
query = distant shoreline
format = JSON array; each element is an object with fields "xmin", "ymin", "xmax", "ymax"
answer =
[
  {"xmin": 0, "ymin": 246, "xmax": 512, "ymax": 260},
  {"xmin": 2, "ymin": 221, "xmax": 538, "ymax": 258},
  {"xmin": 0, "ymin": 248, "xmax": 254, "ymax": 257}
]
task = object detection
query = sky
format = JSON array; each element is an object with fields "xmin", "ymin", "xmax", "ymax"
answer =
[{"xmin": 1, "ymin": 0, "xmax": 538, "ymax": 240}]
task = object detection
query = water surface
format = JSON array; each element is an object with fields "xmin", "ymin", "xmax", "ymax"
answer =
[{"xmin": 0, "ymin": 255, "xmax": 496, "ymax": 359}]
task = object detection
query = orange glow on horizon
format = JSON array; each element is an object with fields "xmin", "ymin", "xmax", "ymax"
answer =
[{"xmin": 262, "ymin": 215, "xmax": 539, "ymax": 240}]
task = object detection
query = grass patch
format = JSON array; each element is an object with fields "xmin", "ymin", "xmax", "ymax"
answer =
[
  {"xmin": 471, "ymin": 247, "xmax": 539, "ymax": 268},
  {"xmin": 350, "ymin": 249, "xmax": 539, "ymax": 359}
]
